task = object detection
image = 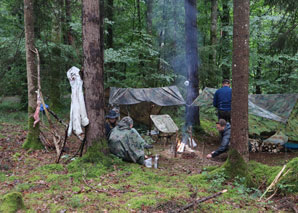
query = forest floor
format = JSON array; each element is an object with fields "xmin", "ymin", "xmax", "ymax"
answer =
[{"xmin": 0, "ymin": 106, "xmax": 298, "ymax": 212}]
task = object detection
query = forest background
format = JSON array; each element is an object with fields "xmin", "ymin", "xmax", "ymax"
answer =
[
  {"xmin": 0, "ymin": 0, "xmax": 297, "ymax": 110},
  {"xmin": 0, "ymin": 0, "xmax": 297, "ymax": 211}
]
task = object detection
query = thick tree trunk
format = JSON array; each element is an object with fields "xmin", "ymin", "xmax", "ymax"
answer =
[
  {"xmin": 221, "ymin": 0, "xmax": 230, "ymax": 80},
  {"xmin": 82, "ymin": 0, "xmax": 105, "ymax": 146},
  {"xmin": 185, "ymin": 0, "xmax": 199, "ymax": 126},
  {"xmin": 230, "ymin": 0, "xmax": 250, "ymax": 160},
  {"xmin": 23, "ymin": 0, "xmax": 42, "ymax": 149},
  {"xmin": 106, "ymin": 0, "xmax": 113, "ymax": 49}
]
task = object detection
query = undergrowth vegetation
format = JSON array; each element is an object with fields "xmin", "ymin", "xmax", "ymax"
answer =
[{"xmin": 0, "ymin": 101, "xmax": 297, "ymax": 211}]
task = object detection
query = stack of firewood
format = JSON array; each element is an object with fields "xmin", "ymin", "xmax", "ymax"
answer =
[
  {"xmin": 260, "ymin": 142, "xmax": 284, "ymax": 153},
  {"xmin": 249, "ymin": 138, "xmax": 284, "ymax": 153},
  {"xmin": 249, "ymin": 139, "xmax": 262, "ymax": 152}
]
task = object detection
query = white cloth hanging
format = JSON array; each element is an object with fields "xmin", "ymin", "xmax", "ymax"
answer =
[{"xmin": 67, "ymin": 66, "xmax": 89, "ymax": 139}]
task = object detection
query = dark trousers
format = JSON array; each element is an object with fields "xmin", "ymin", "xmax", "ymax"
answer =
[{"xmin": 218, "ymin": 110, "xmax": 231, "ymax": 123}]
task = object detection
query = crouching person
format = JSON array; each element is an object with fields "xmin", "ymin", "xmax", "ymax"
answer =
[
  {"xmin": 108, "ymin": 116, "xmax": 151, "ymax": 165},
  {"xmin": 207, "ymin": 119, "xmax": 231, "ymax": 159}
]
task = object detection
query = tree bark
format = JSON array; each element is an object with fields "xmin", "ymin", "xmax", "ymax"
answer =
[
  {"xmin": 231, "ymin": 0, "xmax": 250, "ymax": 160},
  {"xmin": 82, "ymin": 0, "xmax": 105, "ymax": 146},
  {"xmin": 23, "ymin": 0, "xmax": 42, "ymax": 149},
  {"xmin": 221, "ymin": 0, "xmax": 230, "ymax": 80},
  {"xmin": 184, "ymin": 0, "xmax": 199, "ymax": 126}
]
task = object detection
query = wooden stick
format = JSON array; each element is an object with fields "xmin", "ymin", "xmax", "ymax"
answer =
[
  {"xmin": 259, "ymin": 164, "xmax": 286, "ymax": 200},
  {"xmin": 173, "ymin": 189, "xmax": 227, "ymax": 212},
  {"xmin": 56, "ymin": 125, "xmax": 69, "ymax": 163},
  {"xmin": 48, "ymin": 109, "xmax": 68, "ymax": 127},
  {"xmin": 31, "ymin": 48, "xmax": 52, "ymax": 127},
  {"xmin": 174, "ymin": 131, "xmax": 179, "ymax": 158}
]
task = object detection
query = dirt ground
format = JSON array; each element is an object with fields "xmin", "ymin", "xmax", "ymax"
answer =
[
  {"xmin": 1, "ymin": 123, "xmax": 298, "ymax": 212},
  {"xmin": 1, "ymin": 122, "xmax": 297, "ymax": 177}
]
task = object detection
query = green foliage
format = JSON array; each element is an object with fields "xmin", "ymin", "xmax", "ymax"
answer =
[
  {"xmin": 67, "ymin": 195, "xmax": 85, "ymax": 209},
  {"xmin": 278, "ymin": 157, "xmax": 298, "ymax": 194},
  {"xmin": 0, "ymin": 192, "xmax": 25, "ymax": 213},
  {"xmin": 0, "ymin": 172, "xmax": 7, "ymax": 182},
  {"xmin": 127, "ymin": 194, "xmax": 158, "ymax": 209},
  {"xmin": 248, "ymin": 158, "xmax": 298, "ymax": 194},
  {"xmin": 39, "ymin": 164, "xmax": 64, "ymax": 172}
]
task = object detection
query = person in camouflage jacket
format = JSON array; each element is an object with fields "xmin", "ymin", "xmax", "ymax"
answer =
[{"xmin": 108, "ymin": 116, "xmax": 149, "ymax": 165}]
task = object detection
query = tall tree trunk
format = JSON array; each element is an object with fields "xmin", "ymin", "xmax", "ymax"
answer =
[
  {"xmin": 146, "ymin": 0, "xmax": 153, "ymax": 34},
  {"xmin": 137, "ymin": 0, "xmax": 141, "ymax": 31},
  {"xmin": 207, "ymin": 0, "xmax": 218, "ymax": 87},
  {"xmin": 221, "ymin": 0, "xmax": 230, "ymax": 80},
  {"xmin": 49, "ymin": 0, "xmax": 64, "ymax": 113},
  {"xmin": 106, "ymin": 0, "xmax": 113, "ymax": 49},
  {"xmin": 185, "ymin": 0, "xmax": 199, "ymax": 126},
  {"xmin": 255, "ymin": 61, "xmax": 262, "ymax": 94},
  {"xmin": 82, "ymin": 0, "xmax": 105, "ymax": 146},
  {"xmin": 23, "ymin": 0, "xmax": 42, "ymax": 149},
  {"xmin": 65, "ymin": 0, "xmax": 73, "ymax": 45},
  {"xmin": 230, "ymin": 0, "xmax": 250, "ymax": 160}
]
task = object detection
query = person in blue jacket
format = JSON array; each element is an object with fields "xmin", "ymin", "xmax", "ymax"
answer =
[
  {"xmin": 105, "ymin": 109, "xmax": 120, "ymax": 138},
  {"xmin": 213, "ymin": 79, "xmax": 231, "ymax": 123},
  {"xmin": 207, "ymin": 119, "xmax": 231, "ymax": 158}
]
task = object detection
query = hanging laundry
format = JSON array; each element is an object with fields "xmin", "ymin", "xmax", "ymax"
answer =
[{"xmin": 67, "ymin": 66, "xmax": 89, "ymax": 140}]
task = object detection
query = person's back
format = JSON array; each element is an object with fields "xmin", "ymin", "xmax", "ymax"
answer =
[
  {"xmin": 109, "ymin": 116, "xmax": 147, "ymax": 165},
  {"xmin": 213, "ymin": 79, "xmax": 232, "ymax": 122},
  {"xmin": 213, "ymin": 86, "xmax": 232, "ymax": 111}
]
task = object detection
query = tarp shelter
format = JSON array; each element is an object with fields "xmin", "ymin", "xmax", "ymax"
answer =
[
  {"xmin": 109, "ymin": 86, "xmax": 185, "ymax": 106},
  {"xmin": 108, "ymin": 86, "xmax": 185, "ymax": 126},
  {"xmin": 191, "ymin": 87, "xmax": 298, "ymax": 141}
]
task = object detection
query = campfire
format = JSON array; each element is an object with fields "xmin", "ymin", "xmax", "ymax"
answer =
[{"xmin": 175, "ymin": 126, "xmax": 197, "ymax": 155}]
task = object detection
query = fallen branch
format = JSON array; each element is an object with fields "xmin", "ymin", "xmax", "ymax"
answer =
[
  {"xmin": 259, "ymin": 164, "xmax": 286, "ymax": 200},
  {"xmin": 173, "ymin": 189, "xmax": 228, "ymax": 212},
  {"xmin": 265, "ymin": 168, "xmax": 291, "ymax": 201},
  {"xmin": 48, "ymin": 109, "xmax": 67, "ymax": 127},
  {"xmin": 56, "ymin": 125, "xmax": 69, "ymax": 163}
]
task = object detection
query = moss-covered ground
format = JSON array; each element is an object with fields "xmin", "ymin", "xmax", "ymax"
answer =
[{"xmin": 0, "ymin": 100, "xmax": 297, "ymax": 212}]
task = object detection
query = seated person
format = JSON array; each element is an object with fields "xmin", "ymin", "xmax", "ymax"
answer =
[
  {"xmin": 207, "ymin": 119, "xmax": 231, "ymax": 159},
  {"xmin": 108, "ymin": 116, "xmax": 151, "ymax": 165},
  {"xmin": 105, "ymin": 109, "xmax": 120, "ymax": 138}
]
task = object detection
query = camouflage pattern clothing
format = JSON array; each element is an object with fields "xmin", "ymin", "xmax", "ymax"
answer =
[{"xmin": 108, "ymin": 117, "xmax": 148, "ymax": 165}]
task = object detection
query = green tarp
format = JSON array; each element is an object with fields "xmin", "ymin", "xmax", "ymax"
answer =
[
  {"xmin": 192, "ymin": 87, "xmax": 298, "ymax": 123},
  {"xmin": 192, "ymin": 87, "xmax": 298, "ymax": 141}
]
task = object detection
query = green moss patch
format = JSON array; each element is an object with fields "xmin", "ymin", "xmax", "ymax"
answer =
[{"xmin": 0, "ymin": 192, "xmax": 25, "ymax": 213}]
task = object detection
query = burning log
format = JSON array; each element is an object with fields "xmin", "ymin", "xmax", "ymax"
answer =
[{"xmin": 187, "ymin": 125, "xmax": 194, "ymax": 149}]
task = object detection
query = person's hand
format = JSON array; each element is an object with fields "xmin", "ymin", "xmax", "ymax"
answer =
[{"xmin": 206, "ymin": 153, "xmax": 212, "ymax": 159}]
